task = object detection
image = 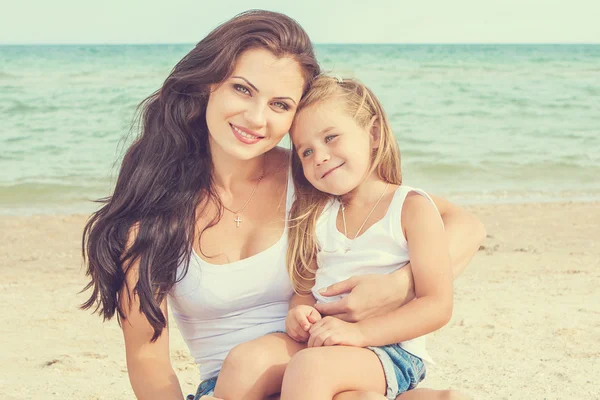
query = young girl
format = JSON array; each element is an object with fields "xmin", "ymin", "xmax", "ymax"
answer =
[
  {"xmin": 208, "ymin": 75, "xmax": 464, "ymax": 400},
  {"xmin": 281, "ymin": 76, "xmax": 454, "ymax": 399}
]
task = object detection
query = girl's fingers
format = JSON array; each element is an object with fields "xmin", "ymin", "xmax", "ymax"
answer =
[
  {"xmin": 295, "ymin": 312, "xmax": 311, "ymax": 331},
  {"xmin": 307, "ymin": 308, "xmax": 322, "ymax": 324}
]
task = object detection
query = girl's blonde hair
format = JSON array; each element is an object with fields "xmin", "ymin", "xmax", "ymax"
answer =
[{"xmin": 287, "ymin": 75, "xmax": 402, "ymax": 294}]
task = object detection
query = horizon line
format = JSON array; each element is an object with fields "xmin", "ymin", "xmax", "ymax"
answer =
[{"xmin": 1, "ymin": 42, "xmax": 599, "ymax": 46}]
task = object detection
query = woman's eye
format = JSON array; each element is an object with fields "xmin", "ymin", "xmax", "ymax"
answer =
[
  {"xmin": 272, "ymin": 101, "xmax": 289, "ymax": 111},
  {"xmin": 302, "ymin": 148, "xmax": 313, "ymax": 158},
  {"xmin": 233, "ymin": 84, "xmax": 250, "ymax": 95},
  {"xmin": 324, "ymin": 135, "xmax": 337, "ymax": 143}
]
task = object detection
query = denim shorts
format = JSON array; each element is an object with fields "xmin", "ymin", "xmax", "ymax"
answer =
[
  {"xmin": 189, "ymin": 376, "xmax": 217, "ymax": 400},
  {"xmin": 367, "ymin": 344, "xmax": 427, "ymax": 400}
]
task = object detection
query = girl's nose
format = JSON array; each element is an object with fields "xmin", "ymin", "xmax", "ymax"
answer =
[{"xmin": 315, "ymin": 149, "xmax": 330, "ymax": 167}]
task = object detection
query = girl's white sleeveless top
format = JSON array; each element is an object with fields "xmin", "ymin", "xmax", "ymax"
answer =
[
  {"xmin": 312, "ymin": 185, "xmax": 442, "ymax": 364},
  {"xmin": 169, "ymin": 172, "xmax": 295, "ymax": 380}
]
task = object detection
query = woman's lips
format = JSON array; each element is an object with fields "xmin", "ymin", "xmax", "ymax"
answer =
[{"xmin": 230, "ymin": 123, "xmax": 264, "ymax": 144}]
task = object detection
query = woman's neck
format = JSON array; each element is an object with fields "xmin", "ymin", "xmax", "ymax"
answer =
[{"xmin": 210, "ymin": 143, "xmax": 267, "ymax": 192}]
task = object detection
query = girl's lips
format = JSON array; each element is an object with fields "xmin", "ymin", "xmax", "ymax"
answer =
[
  {"xmin": 230, "ymin": 123, "xmax": 264, "ymax": 145},
  {"xmin": 321, "ymin": 162, "xmax": 344, "ymax": 179}
]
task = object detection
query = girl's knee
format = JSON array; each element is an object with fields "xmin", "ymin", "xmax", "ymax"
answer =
[
  {"xmin": 220, "ymin": 340, "xmax": 273, "ymax": 378},
  {"xmin": 284, "ymin": 348, "xmax": 328, "ymax": 383},
  {"xmin": 287, "ymin": 348, "xmax": 326, "ymax": 371}
]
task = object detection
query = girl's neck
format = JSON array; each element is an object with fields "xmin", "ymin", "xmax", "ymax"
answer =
[{"xmin": 340, "ymin": 174, "xmax": 390, "ymax": 208}]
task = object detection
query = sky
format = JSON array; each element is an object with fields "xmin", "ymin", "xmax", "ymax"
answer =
[{"xmin": 1, "ymin": 0, "xmax": 599, "ymax": 45}]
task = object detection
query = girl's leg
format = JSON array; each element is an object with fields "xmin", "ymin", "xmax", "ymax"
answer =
[
  {"xmin": 214, "ymin": 332, "xmax": 306, "ymax": 400},
  {"xmin": 243, "ymin": 389, "xmax": 469, "ymax": 400},
  {"xmin": 280, "ymin": 346, "xmax": 387, "ymax": 400},
  {"xmin": 396, "ymin": 389, "xmax": 471, "ymax": 400},
  {"xmin": 334, "ymin": 392, "xmax": 387, "ymax": 400}
]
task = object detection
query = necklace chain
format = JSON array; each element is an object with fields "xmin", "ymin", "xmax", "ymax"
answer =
[
  {"xmin": 340, "ymin": 182, "xmax": 390, "ymax": 249},
  {"xmin": 221, "ymin": 173, "xmax": 264, "ymax": 216},
  {"xmin": 219, "ymin": 157, "xmax": 266, "ymax": 227}
]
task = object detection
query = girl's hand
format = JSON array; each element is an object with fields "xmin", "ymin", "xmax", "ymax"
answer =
[
  {"xmin": 286, "ymin": 305, "xmax": 322, "ymax": 342},
  {"xmin": 307, "ymin": 316, "xmax": 366, "ymax": 348}
]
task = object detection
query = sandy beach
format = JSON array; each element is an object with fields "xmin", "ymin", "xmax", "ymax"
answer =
[{"xmin": 1, "ymin": 201, "xmax": 598, "ymax": 399}]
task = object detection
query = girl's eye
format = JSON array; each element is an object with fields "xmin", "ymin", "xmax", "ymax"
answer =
[
  {"xmin": 324, "ymin": 134, "xmax": 337, "ymax": 143},
  {"xmin": 272, "ymin": 101, "xmax": 289, "ymax": 111},
  {"xmin": 302, "ymin": 148, "xmax": 314, "ymax": 158},
  {"xmin": 233, "ymin": 84, "xmax": 250, "ymax": 95}
]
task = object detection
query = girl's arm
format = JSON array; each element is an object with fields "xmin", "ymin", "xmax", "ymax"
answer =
[
  {"xmin": 314, "ymin": 195, "xmax": 485, "ymax": 321},
  {"xmin": 357, "ymin": 193, "xmax": 454, "ymax": 346},
  {"xmin": 121, "ymin": 233, "xmax": 184, "ymax": 400},
  {"xmin": 289, "ymin": 292, "xmax": 317, "ymax": 309}
]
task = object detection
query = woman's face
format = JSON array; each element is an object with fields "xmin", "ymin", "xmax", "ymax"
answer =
[{"xmin": 206, "ymin": 48, "xmax": 305, "ymax": 161}]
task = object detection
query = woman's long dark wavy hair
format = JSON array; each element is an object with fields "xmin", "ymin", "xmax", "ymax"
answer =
[{"xmin": 81, "ymin": 10, "xmax": 320, "ymax": 341}]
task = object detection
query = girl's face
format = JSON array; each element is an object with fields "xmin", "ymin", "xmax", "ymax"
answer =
[
  {"xmin": 205, "ymin": 48, "xmax": 305, "ymax": 161},
  {"xmin": 291, "ymin": 99, "xmax": 376, "ymax": 196}
]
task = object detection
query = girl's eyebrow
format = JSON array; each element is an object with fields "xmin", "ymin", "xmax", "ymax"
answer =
[
  {"xmin": 319, "ymin": 127, "xmax": 335, "ymax": 135},
  {"xmin": 231, "ymin": 75, "xmax": 297, "ymax": 105},
  {"xmin": 294, "ymin": 126, "xmax": 335, "ymax": 152}
]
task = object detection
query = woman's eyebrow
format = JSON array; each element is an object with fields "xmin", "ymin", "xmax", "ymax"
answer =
[
  {"xmin": 231, "ymin": 75, "xmax": 297, "ymax": 105},
  {"xmin": 274, "ymin": 96, "xmax": 297, "ymax": 105},
  {"xmin": 231, "ymin": 76, "xmax": 259, "ymax": 92}
]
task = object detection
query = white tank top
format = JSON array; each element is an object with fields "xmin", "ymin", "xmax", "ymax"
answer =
[
  {"xmin": 312, "ymin": 185, "xmax": 442, "ymax": 364},
  {"xmin": 168, "ymin": 171, "xmax": 295, "ymax": 380}
]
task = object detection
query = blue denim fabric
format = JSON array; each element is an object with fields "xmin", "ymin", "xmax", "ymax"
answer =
[
  {"xmin": 367, "ymin": 344, "xmax": 427, "ymax": 400},
  {"xmin": 189, "ymin": 376, "xmax": 217, "ymax": 400}
]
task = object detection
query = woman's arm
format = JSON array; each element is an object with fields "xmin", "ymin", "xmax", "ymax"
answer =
[
  {"xmin": 430, "ymin": 194, "xmax": 487, "ymax": 278},
  {"xmin": 121, "ymin": 236, "xmax": 184, "ymax": 400},
  {"xmin": 314, "ymin": 195, "xmax": 485, "ymax": 322}
]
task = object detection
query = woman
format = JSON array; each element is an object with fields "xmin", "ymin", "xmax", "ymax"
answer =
[{"xmin": 82, "ymin": 10, "xmax": 485, "ymax": 400}]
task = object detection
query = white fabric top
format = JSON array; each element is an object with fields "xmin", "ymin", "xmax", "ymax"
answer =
[
  {"xmin": 312, "ymin": 185, "xmax": 442, "ymax": 364},
  {"xmin": 168, "ymin": 172, "xmax": 295, "ymax": 380}
]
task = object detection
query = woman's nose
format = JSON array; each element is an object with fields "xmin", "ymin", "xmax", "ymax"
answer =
[{"xmin": 244, "ymin": 102, "xmax": 267, "ymax": 129}]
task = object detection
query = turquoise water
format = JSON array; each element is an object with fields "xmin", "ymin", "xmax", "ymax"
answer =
[{"xmin": 1, "ymin": 44, "xmax": 599, "ymax": 214}]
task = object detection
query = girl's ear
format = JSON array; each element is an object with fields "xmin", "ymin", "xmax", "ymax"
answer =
[{"xmin": 369, "ymin": 116, "xmax": 381, "ymax": 149}]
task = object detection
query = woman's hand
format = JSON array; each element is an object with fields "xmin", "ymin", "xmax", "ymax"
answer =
[
  {"xmin": 307, "ymin": 316, "xmax": 366, "ymax": 347},
  {"xmin": 314, "ymin": 271, "xmax": 414, "ymax": 322},
  {"xmin": 286, "ymin": 305, "xmax": 322, "ymax": 342}
]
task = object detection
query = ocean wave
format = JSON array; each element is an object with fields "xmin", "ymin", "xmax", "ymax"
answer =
[
  {"xmin": 0, "ymin": 71, "xmax": 21, "ymax": 80},
  {"xmin": 1, "ymin": 100, "xmax": 60, "ymax": 114}
]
